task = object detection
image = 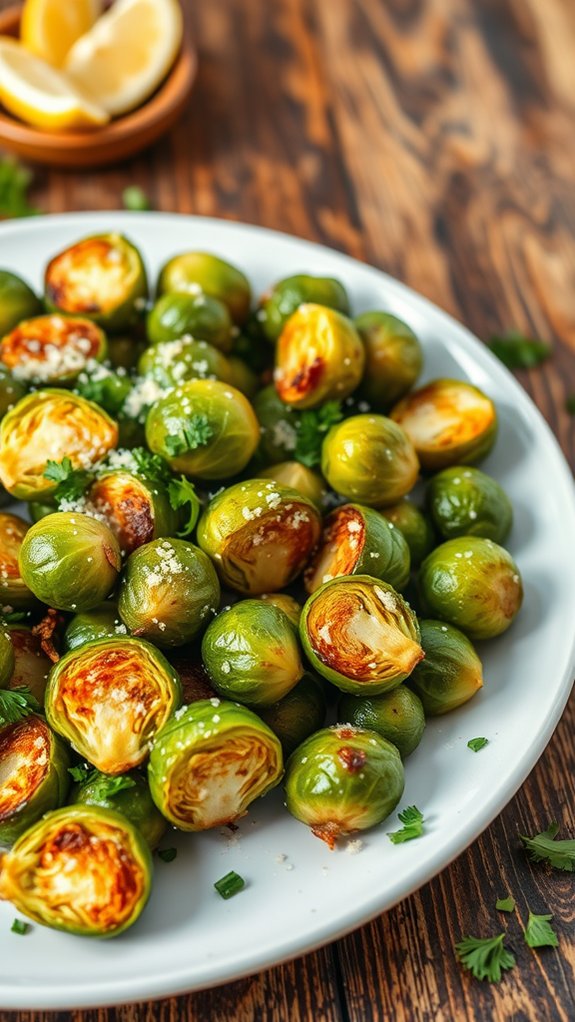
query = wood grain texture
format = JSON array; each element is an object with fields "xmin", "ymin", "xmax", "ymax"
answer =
[{"xmin": 1, "ymin": 0, "xmax": 575, "ymax": 1019}]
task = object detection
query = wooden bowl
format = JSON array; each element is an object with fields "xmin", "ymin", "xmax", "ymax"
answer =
[{"xmin": 0, "ymin": 4, "xmax": 197, "ymax": 168}]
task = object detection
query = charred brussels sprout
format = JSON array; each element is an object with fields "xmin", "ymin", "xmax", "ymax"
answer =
[
  {"xmin": 381, "ymin": 499, "xmax": 436, "ymax": 568},
  {"xmin": 0, "ymin": 366, "xmax": 26, "ymax": 422},
  {"xmin": 202, "ymin": 600, "xmax": 304, "ymax": 706},
  {"xmin": 284, "ymin": 725, "xmax": 404, "ymax": 848},
  {"xmin": 157, "ymin": 252, "xmax": 251, "ymax": 325},
  {"xmin": 148, "ymin": 699, "xmax": 283, "ymax": 831},
  {"xmin": 0, "ymin": 716, "xmax": 70, "ymax": 846},
  {"xmin": 0, "ymin": 315, "xmax": 107, "ymax": 386},
  {"xmin": 257, "ymin": 592, "xmax": 302, "ymax": 627},
  {"xmin": 0, "ymin": 269, "xmax": 42, "ymax": 335},
  {"xmin": 45, "ymin": 637, "xmax": 181, "ymax": 773},
  {"xmin": 300, "ymin": 575, "xmax": 423, "ymax": 696},
  {"xmin": 138, "ymin": 337, "xmax": 233, "ymax": 389},
  {"xmin": 355, "ymin": 311, "xmax": 423, "ymax": 409},
  {"xmin": 118, "ymin": 538, "xmax": 220, "ymax": 647},
  {"xmin": 426, "ymin": 466, "xmax": 513, "ymax": 543},
  {"xmin": 6, "ymin": 626, "xmax": 51, "ymax": 702},
  {"xmin": 226, "ymin": 356, "xmax": 258, "ymax": 399},
  {"xmin": 19, "ymin": 512, "xmax": 121, "ymax": 613},
  {"xmin": 408, "ymin": 619, "xmax": 483, "ymax": 714},
  {"xmin": 258, "ymin": 672, "xmax": 327, "ymax": 758},
  {"xmin": 390, "ymin": 378, "xmax": 497, "ymax": 471},
  {"xmin": 338, "ymin": 687, "xmax": 425, "ymax": 758},
  {"xmin": 86, "ymin": 468, "xmax": 180, "ymax": 555},
  {"xmin": 197, "ymin": 479, "xmax": 322, "ymax": 595},
  {"xmin": 305, "ymin": 503, "xmax": 410, "ymax": 594},
  {"xmin": 44, "ymin": 234, "xmax": 148, "ymax": 332},
  {"xmin": 253, "ymin": 385, "xmax": 300, "ymax": 465},
  {"xmin": 259, "ymin": 275, "xmax": 350, "ymax": 344},
  {"xmin": 0, "ymin": 804, "xmax": 152, "ymax": 937},
  {"xmin": 0, "ymin": 513, "xmax": 36, "ymax": 609},
  {"xmin": 64, "ymin": 603, "xmax": 126, "ymax": 652},
  {"xmin": 145, "ymin": 379, "xmax": 260, "ymax": 479},
  {"xmin": 321, "ymin": 414, "xmax": 419, "ymax": 507},
  {"xmin": 275, "ymin": 304, "xmax": 364, "ymax": 409},
  {"xmin": 147, "ymin": 293, "xmax": 233, "ymax": 352},
  {"xmin": 259, "ymin": 461, "xmax": 326, "ymax": 507},
  {"xmin": 419, "ymin": 537, "xmax": 523, "ymax": 639},
  {"xmin": 0, "ymin": 626, "xmax": 14, "ymax": 687},
  {"xmin": 72, "ymin": 769, "xmax": 166, "ymax": 850}
]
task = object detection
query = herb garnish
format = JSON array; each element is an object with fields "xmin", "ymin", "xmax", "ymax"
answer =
[
  {"xmin": 495, "ymin": 896, "xmax": 515, "ymax": 913},
  {"xmin": 524, "ymin": 912, "xmax": 558, "ymax": 949},
  {"xmin": 0, "ymin": 158, "xmax": 40, "ymax": 219},
  {"xmin": 165, "ymin": 415, "xmax": 214, "ymax": 456},
  {"xmin": 294, "ymin": 401, "xmax": 343, "ymax": 468},
  {"xmin": 11, "ymin": 918, "xmax": 31, "ymax": 935},
  {"xmin": 158, "ymin": 847, "xmax": 178, "ymax": 863},
  {"xmin": 388, "ymin": 805, "xmax": 424, "ymax": 844},
  {"xmin": 520, "ymin": 822, "xmax": 575, "ymax": 872},
  {"xmin": 0, "ymin": 687, "xmax": 41, "ymax": 727},
  {"xmin": 455, "ymin": 933, "xmax": 515, "ymax": 982},
  {"xmin": 169, "ymin": 476, "xmax": 202, "ymax": 535},
  {"xmin": 467, "ymin": 737, "xmax": 489, "ymax": 753},
  {"xmin": 214, "ymin": 870, "xmax": 245, "ymax": 899},
  {"xmin": 488, "ymin": 332, "xmax": 551, "ymax": 370},
  {"xmin": 122, "ymin": 186, "xmax": 152, "ymax": 211}
]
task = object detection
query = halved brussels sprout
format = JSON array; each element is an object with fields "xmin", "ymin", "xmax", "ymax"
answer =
[
  {"xmin": 197, "ymin": 479, "xmax": 322, "ymax": 595},
  {"xmin": 305, "ymin": 503, "xmax": 410, "ymax": 594},
  {"xmin": 284, "ymin": 725, "xmax": 404, "ymax": 848},
  {"xmin": 419, "ymin": 537, "xmax": 523, "ymax": 639},
  {"xmin": 0, "ymin": 715, "xmax": 70, "ymax": 846},
  {"xmin": 86, "ymin": 469, "xmax": 180, "ymax": 555},
  {"xmin": 226, "ymin": 356, "xmax": 258, "ymax": 399},
  {"xmin": 157, "ymin": 252, "xmax": 251, "ymax": 325},
  {"xmin": 258, "ymin": 672, "xmax": 327, "ymax": 758},
  {"xmin": 0, "ymin": 513, "xmax": 36, "ymax": 609},
  {"xmin": 0, "ymin": 366, "xmax": 27, "ymax": 423},
  {"xmin": 0, "ymin": 315, "xmax": 107, "ymax": 386},
  {"xmin": 72, "ymin": 769, "xmax": 166, "ymax": 850},
  {"xmin": 145, "ymin": 379, "xmax": 260, "ymax": 479},
  {"xmin": 148, "ymin": 699, "xmax": 283, "ymax": 831},
  {"xmin": 45, "ymin": 234, "xmax": 148, "ymax": 332},
  {"xmin": 147, "ymin": 293, "xmax": 233, "ymax": 352},
  {"xmin": 338, "ymin": 686, "xmax": 425, "ymax": 758},
  {"xmin": 64, "ymin": 603, "xmax": 127, "ymax": 652},
  {"xmin": 408, "ymin": 619, "xmax": 483, "ymax": 714},
  {"xmin": 300, "ymin": 575, "xmax": 423, "ymax": 695},
  {"xmin": 253, "ymin": 384, "xmax": 301, "ymax": 465},
  {"xmin": 259, "ymin": 274, "xmax": 350, "ymax": 343},
  {"xmin": 138, "ymin": 337, "xmax": 233, "ymax": 389},
  {"xmin": 118, "ymin": 538, "xmax": 220, "ymax": 647},
  {"xmin": 19, "ymin": 512, "xmax": 121, "ymax": 613},
  {"xmin": 0, "ymin": 390, "xmax": 118, "ymax": 501},
  {"xmin": 321, "ymin": 414, "xmax": 419, "ymax": 507},
  {"xmin": 426, "ymin": 466, "xmax": 513, "ymax": 543},
  {"xmin": 257, "ymin": 592, "xmax": 302, "ymax": 627},
  {"xmin": 381, "ymin": 499, "xmax": 436, "ymax": 568},
  {"xmin": 202, "ymin": 600, "xmax": 304, "ymax": 706},
  {"xmin": 6, "ymin": 625, "xmax": 52, "ymax": 702},
  {"xmin": 355, "ymin": 311, "xmax": 423, "ymax": 409},
  {"xmin": 259, "ymin": 461, "xmax": 326, "ymax": 508},
  {"xmin": 0, "ymin": 804, "xmax": 152, "ymax": 937},
  {"xmin": 0, "ymin": 269, "xmax": 42, "ymax": 335},
  {"xmin": 275, "ymin": 304, "xmax": 365, "ymax": 409},
  {"xmin": 46, "ymin": 637, "xmax": 181, "ymax": 773},
  {"xmin": 390, "ymin": 378, "xmax": 497, "ymax": 471},
  {"xmin": 0, "ymin": 626, "xmax": 14, "ymax": 687}
]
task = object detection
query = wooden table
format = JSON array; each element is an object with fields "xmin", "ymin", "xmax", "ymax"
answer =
[{"xmin": 1, "ymin": 0, "xmax": 575, "ymax": 1019}]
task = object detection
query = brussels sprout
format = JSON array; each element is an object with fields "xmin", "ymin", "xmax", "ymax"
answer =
[
  {"xmin": 202, "ymin": 600, "xmax": 303, "ymax": 706},
  {"xmin": 19, "ymin": 512, "xmax": 121, "ymax": 613},
  {"xmin": 355, "ymin": 311, "xmax": 423, "ymax": 409},
  {"xmin": 118, "ymin": 538, "xmax": 220, "ymax": 647},
  {"xmin": 0, "ymin": 513, "xmax": 36, "ymax": 609},
  {"xmin": 275, "ymin": 304, "xmax": 364, "ymax": 409},
  {"xmin": 381, "ymin": 499, "xmax": 436, "ymax": 568},
  {"xmin": 46, "ymin": 637, "xmax": 181, "ymax": 773},
  {"xmin": 300, "ymin": 575, "xmax": 423, "ymax": 696},
  {"xmin": 6, "ymin": 626, "xmax": 51, "ymax": 702},
  {"xmin": 0, "ymin": 626, "xmax": 14, "ymax": 688},
  {"xmin": 0, "ymin": 269, "xmax": 42, "ymax": 335},
  {"xmin": 147, "ymin": 293, "xmax": 233, "ymax": 352},
  {"xmin": 28, "ymin": 500, "xmax": 56, "ymax": 524},
  {"xmin": 231, "ymin": 314, "xmax": 274, "ymax": 373},
  {"xmin": 0, "ymin": 315, "xmax": 107, "ymax": 386},
  {"xmin": 86, "ymin": 468, "xmax": 181, "ymax": 555},
  {"xmin": 197, "ymin": 479, "xmax": 322, "ymax": 595},
  {"xmin": 226, "ymin": 356, "xmax": 258, "ymax": 399},
  {"xmin": 138, "ymin": 337, "xmax": 233, "ymax": 389},
  {"xmin": 145, "ymin": 379, "xmax": 260, "ymax": 479},
  {"xmin": 253, "ymin": 384, "xmax": 301, "ymax": 465},
  {"xmin": 408, "ymin": 619, "xmax": 483, "ymax": 714},
  {"xmin": 74, "ymin": 361, "xmax": 133, "ymax": 418},
  {"xmin": 338, "ymin": 687, "xmax": 425, "ymax": 758},
  {"xmin": 0, "ymin": 390, "xmax": 118, "ymax": 501},
  {"xmin": 258, "ymin": 592, "xmax": 302, "ymax": 627},
  {"xmin": 0, "ymin": 715, "xmax": 70, "ymax": 846},
  {"xmin": 0, "ymin": 804, "xmax": 152, "ymax": 937},
  {"xmin": 259, "ymin": 274, "xmax": 350, "ymax": 344},
  {"xmin": 305, "ymin": 503, "xmax": 410, "ymax": 595},
  {"xmin": 419, "ymin": 537, "xmax": 523, "ymax": 639},
  {"xmin": 64, "ymin": 602, "xmax": 127, "ymax": 652},
  {"xmin": 45, "ymin": 234, "xmax": 148, "ymax": 332},
  {"xmin": 426, "ymin": 466, "xmax": 513, "ymax": 544},
  {"xmin": 72, "ymin": 769, "xmax": 166, "ymax": 850},
  {"xmin": 0, "ymin": 366, "xmax": 27, "ymax": 422},
  {"xmin": 321, "ymin": 414, "xmax": 419, "ymax": 507},
  {"xmin": 107, "ymin": 334, "xmax": 144, "ymax": 371},
  {"xmin": 390, "ymin": 378, "xmax": 497, "ymax": 471},
  {"xmin": 157, "ymin": 252, "xmax": 251, "ymax": 325},
  {"xmin": 148, "ymin": 698, "xmax": 283, "ymax": 831},
  {"xmin": 259, "ymin": 461, "xmax": 326, "ymax": 507},
  {"xmin": 284, "ymin": 725, "xmax": 404, "ymax": 848},
  {"xmin": 258, "ymin": 672, "xmax": 327, "ymax": 758}
]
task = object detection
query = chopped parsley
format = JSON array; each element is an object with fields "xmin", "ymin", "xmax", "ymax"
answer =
[
  {"xmin": 214, "ymin": 870, "xmax": 245, "ymax": 899},
  {"xmin": 68, "ymin": 763, "xmax": 91, "ymax": 783},
  {"xmin": 495, "ymin": 896, "xmax": 515, "ymax": 913},
  {"xmin": 388, "ymin": 805, "xmax": 424, "ymax": 844},
  {"xmin": 524, "ymin": 912, "xmax": 558, "ymax": 949},
  {"xmin": 44, "ymin": 457, "xmax": 74, "ymax": 484},
  {"xmin": 565, "ymin": 395, "xmax": 575, "ymax": 415},
  {"xmin": 122, "ymin": 186, "xmax": 152, "ymax": 211},
  {"xmin": 11, "ymin": 918, "xmax": 31, "ymax": 935},
  {"xmin": 294, "ymin": 401, "xmax": 343, "ymax": 468},
  {"xmin": 43, "ymin": 458, "xmax": 93, "ymax": 505},
  {"xmin": 0, "ymin": 158, "xmax": 40, "ymax": 218},
  {"xmin": 467, "ymin": 737, "xmax": 489, "ymax": 753},
  {"xmin": 455, "ymin": 932, "xmax": 515, "ymax": 982},
  {"xmin": 165, "ymin": 415, "xmax": 214, "ymax": 456},
  {"xmin": 158, "ymin": 847, "xmax": 178, "ymax": 863},
  {"xmin": 129, "ymin": 447, "xmax": 172, "ymax": 484},
  {"xmin": 520, "ymin": 822, "xmax": 575, "ymax": 872},
  {"xmin": 488, "ymin": 332, "xmax": 551, "ymax": 370},
  {"xmin": 169, "ymin": 476, "xmax": 202, "ymax": 535},
  {"xmin": 0, "ymin": 687, "xmax": 41, "ymax": 727}
]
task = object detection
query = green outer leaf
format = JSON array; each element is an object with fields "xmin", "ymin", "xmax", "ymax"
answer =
[
  {"xmin": 488, "ymin": 332, "xmax": 551, "ymax": 370},
  {"xmin": 455, "ymin": 933, "xmax": 516, "ymax": 982},
  {"xmin": 520, "ymin": 823, "xmax": 575, "ymax": 872},
  {"xmin": 467, "ymin": 737, "xmax": 489, "ymax": 752},
  {"xmin": 495, "ymin": 896, "xmax": 515, "ymax": 913},
  {"xmin": 524, "ymin": 912, "xmax": 558, "ymax": 949},
  {"xmin": 388, "ymin": 804, "xmax": 424, "ymax": 844}
]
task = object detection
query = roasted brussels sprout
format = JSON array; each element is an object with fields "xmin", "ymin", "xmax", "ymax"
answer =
[
  {"xmin": 147, "ymin": 293, "xmax": 233, "ymax": 352},
  {"xmin": 0, "ymin": 804, "xmax": 152, "ymax": 937},
  {"xmin": 381, "ymin": 499, "xmax": 436, "ymax": 568},
  {"xmin": 74, "ymin": 360, "xmax": 133, "ymax": 418},
  {"xmin": 408, "ymin": 619, "xmax": 483, "ymax": 714},
  {"xmin": 226, "ymin": 356, "xmax": 258, "ymax": 399},
  {"xmin": 6, "ymin": 625, "xmax": 51, "ymax": 702},
  {"xmin": 300, "ymin": 575, "xmax": 423, "ymax": 695},
  {"xmin": 197, "ymin": 479, "xmax": 322, "ymax": 595},
  {"xmin": 321, "ymin": 414, "xmax": 419, "ymax": 507},
  {"xmin": 118, "ymin": 538, "xmax": 220, "ymax": 647},
  {"xmin": 148, "ymin": 699, "xmax": 283, "ymax": 831},
  {"xmin": 138, "ymin": 337, "xmax": 233, "ymax": 388},
  {"xmin": 253, "ymin": 384, "xmax": 300, "ymax": 465},
  {"xmin": 259, "ymin": 461, "xmax": 326, "ymax": 507},
  {"xmin": 305, "ymin": 503, "xmax": 410, "ymax": 594},
  {"xmin": 0, "ymin": 715, "xmax": 70, "ymax": 846},
  {"xmin": 19, "ymin": 512, "xmax": 121, "ymax": 613},
  {"xmin": 355, "ymin": 311, "xmax": 423, "ymax": 408},
  {"xmin": 0, "ymin": 390, "xmax": 118, "ymax": 501},
  {"xmin": 275, "ymin": 304, "xmax": 364, "ymax": 409},
  {"xmin": 86, "ymin": 468, "xmax": 180, "ymax": 555},
  {"xmin": 64, "ymin": 602, "xmax": 127, "ymax": 652},
  {"xmin": 258, "ymin": 672, "xmax": 327, "ymax": 758},
  {"xmin": 157, "ymin": 252, "xmax": 251, "ymax": 325},
  {"xmin": 0, "ymin": 366, "xmax": 26, "ymax": 422},
  {"xmin": 202, "ymin": 600, "xmax": 304, "ymax": 706},
  {"xmin": 72, "ymin": 769, "xmax": 166, "ymax": 850},
  {"xmin": 0, "ymin": 626, "xmax": 14, "ymax": 687},
  {"xmin": 257, "ymin": 592, "xmax": 302, "ymax": 627},
  {"xmin": 0, "ymin": 269, "xmax": 42, "ymax": 335},
  {"xmin": 45, "ymin": 234, "xmax": 148, "ymax": 332},
  {"xmin": 338, "ymin": 687, "xmax": 425, "ymax": 758},
  {"xmin": 390, "ymin": 378, "xmax": 497, "ymax": 471},
  {"xmin": 259, "ymin": 274, "xmax": 350, "ymax": 344},
  {"xmin": 46, "ymin": 637, "xmax": 181, "ymax": 773},
  {"xmin": 145, "ymin": 379, "xmax": 260, "ymax": 479},
  {"xmin": 284, "ymin": 725, "xmax": 404, "ymax": 848},
  {"xmin": 0, "ymin": 513, "xmax": 36, "ymax": 609},
  {"xmin": 419, "ymin": 537, "xmax": 523, "ymax": 639},
  {"xmin": 0, "ymin": 315, "xmax": 107, "ymax": 386},
  {"xmin": 426, "ymin": 466, "xmax": 513, "ymax": 544},
  {"xmin": 231, "ymin": 313, "xmax": 274, "ymax": 373}
]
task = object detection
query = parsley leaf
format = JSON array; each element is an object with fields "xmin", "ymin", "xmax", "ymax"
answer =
[
  {"xmin": 0, "ymin": 611, "xmax": 28, "ymax": 624},
  {"xmin": 0, "ymin": 687, "xmax": 41, "ymax": 727},
  {"xmin": 388, "ymin": 805, "xmax": 424, "ymax": 844},
  {"xmin": 488, "ymin": 332, "xmax": 551, "ymax": 370},
  {"xmin": 496, "ymin": 896, "xmax": 515, "ymax": 913},
  {"xmin": 0, "ymin": 158, "xmax": 40, "ymax": 219},
  {"xmin": 158, "ymin": 847, "xmax": 178, "ymax": 863},
  {"xmin": 44, "ymin": 458, "xmax": 93, "ymax": 506},
  {"xmin": 44, "ymin": 457, "xmax": 74, "ymax": 483},
  {"xmin": 468, "ymin": 737, "xmax": 489, "ymax": 753},
  {"xmin": 123, "ymin": 186, "xmax": 152, "ymax": 211},
  {"xmin": 165, "ymin": 415, "xmax": 214, "ymax": 456},
  {"xmin": 455, "ymin": 933, "xmax": 515, "ymax": 982},
  {"xmin": 11, "ymin": 918, "xmax": 31, "ymax": 935},
  {"xmin": 68, "ymin": 763, "xmax": 91, "ymax": 784},
  {"xmin": 129, "ymin": 448, "xmax": 172, "ymax": 485},
  {"xmin": 294, "ymin": 401, "xmax": 343, "ymax": 468},
  {"xmin": 520, "ymin": 822, "xmax": 575, "ymax": 872},
  {"xmin": 524, "ymin": 912, "xmax": 558, "ymax": 949},
  {"xmin": 84, "ymin": 772, "xmax": 136, "ymax": 800},
  {"xmin": 169, "ymin": 476, "xmax": 202, "ymax": 535}
]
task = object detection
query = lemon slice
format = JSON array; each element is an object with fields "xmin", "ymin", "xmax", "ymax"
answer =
[
  {"xmin": 21, "ymin": 0, "xmax": 103, "ymax": 68},
  {"xmin": 0, "ymin": 37, "xmax": 109, "ymax": 131},
  {"xmin": 64, "ymin": 0, "xmax": 184, "ymax": 118}
]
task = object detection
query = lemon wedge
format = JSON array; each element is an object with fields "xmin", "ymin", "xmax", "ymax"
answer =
[
  {"xmin": 0, "ymin": 37, "xmax": 109, "ymax": 131},
  {"xmin": 21, "ymin": 0, "xmax": 103, "ymax": 68},
  {"xmin": 64, "ymin": 0, "xmax": 184, "ymax": 118}
]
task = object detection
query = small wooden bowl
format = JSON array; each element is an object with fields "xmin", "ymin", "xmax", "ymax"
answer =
[{"xmin": 0, "ymin": 4, "xmax": 197, "ymax": 168}]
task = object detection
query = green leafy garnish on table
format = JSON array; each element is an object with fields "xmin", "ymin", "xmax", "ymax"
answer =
[
  {"xmin": 122, "ymin": 186, "xmax": 152, "ymax": 212},
  {"xmin": 520, "ymin": 822, "xmax": 575, "ymax": 871},
  {"xmin": 0, "ymin": 158, "xmax": 40, "ymax": 219},
  {"xmin": 388, "ymin": 805, "xmax": 424, "ymax": 844},
  {"xmin": 11, "ymin": 918, "xmax": 31, "ymax": 935},
  {"xmin": 214, "ymin": 870, "xmax": 245, "ymax": 899},
  {"xmin": 488, "ymin": 331, "xmax": 551, "ymax": 370},
  {"xmin": 0, "ymin": 687, "xmax": 41, "ymax": 727},
  {"xmin": 455, "ymin": 932, "xmax": 515, "ymax": 982},
  {"xmin": 524, "ymin": 912, "xmax": 558, "ymax": 949},
  {"xmin": 158, "ymin": 847, "xmax": 178, "ymax": 863},
  {"xmin": 495, "ymin": 896, "xmax": 515, "ymax": 913},
  {"xmin": 467, "ymin": 737, "xmax": 489, "ymax": 753},
  {"xmin": 294, "ymin": 401, "xmax": 343, "ymax": 468}
]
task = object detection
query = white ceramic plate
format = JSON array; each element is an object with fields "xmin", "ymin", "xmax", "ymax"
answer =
[{"xmin": 1, "ymin": 213, "xmax": 574, "ymax": 1011}]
